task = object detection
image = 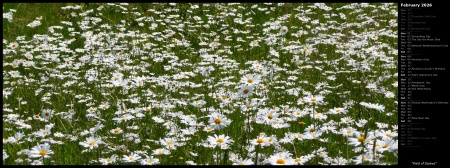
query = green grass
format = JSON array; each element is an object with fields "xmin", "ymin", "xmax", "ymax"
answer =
[{"xmin": 3, "ymin": 3, "xmax": 398, "ymax": 165}]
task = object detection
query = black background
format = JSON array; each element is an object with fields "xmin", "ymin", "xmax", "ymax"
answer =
[{"xmin": 399, "ymin": 0, "xmax": 448, "ymax": 166}]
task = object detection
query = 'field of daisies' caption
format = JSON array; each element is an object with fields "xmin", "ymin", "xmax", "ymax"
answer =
[{"xmin": 3, "ymin": 3, "xmax": 398, "ymax": 165}]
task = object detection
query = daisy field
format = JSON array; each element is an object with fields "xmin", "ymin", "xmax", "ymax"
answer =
[{"xmin": 3, "ymin": 3, "xmax": 398, "ymax": 165}]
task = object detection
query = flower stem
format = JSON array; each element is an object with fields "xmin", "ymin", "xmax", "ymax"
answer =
[{"xmin": 255, "ymin": 145, "xmax": 259, "ymax": 165}]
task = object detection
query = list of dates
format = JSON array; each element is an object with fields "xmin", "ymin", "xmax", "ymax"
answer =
[{"xmin": 399, "ymin": 2, "xmax": 448, "ymax": 166}]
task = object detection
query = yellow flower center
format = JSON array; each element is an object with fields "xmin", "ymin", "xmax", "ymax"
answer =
[
  {"xmin": 268, "ymin": 114, "xmax": 273, "ymax": 119},
  {"xmin": 295, "ymin": 158, "xmax": 301, "ymax": 162},
  {"xmin": 256, "ymin": 138, "xmax": 264, "ymax": 144},
  {"xmin": 246, "ymin": 104, "xmax": 252, "ymax": 109},
  {"xmin": 114, "ymin": 129, "xmax": 120, "ymax": 133},
  {"xmin": 243, "ymin": 89, "xmax": 249, "ymax": 94},
  {"xmin": 247, "ymin": 78, "xmax": 253, "ymax": 83},
  {"xmin": 358, "ymin": 136, "xmax": 365, "ymax": 142},
  {"xmin": 214, "ymin": 118, "xmax": 222, "ymax": 124},
  {"xmin": 89, "ymin": 141, "xmax": 95, "ymax": 146},
  {"xmin": 310, "ymin": 127, "xmax": 315, "ymax": 132},
  {"xmin": 121, "ymin": 115, "xmax": 126, "ymax": 119},
  {"xmin": 311, "ymin": 98, "xmax": 317, "ymax": 102},
  {"xmin": 276, "ymin": 158, "xmax": 286, "ymax": 164},
  {"xmin": 383, "ymin": 144, "xmax": 389, "ymax": 148},
  {"xmin": 347, "ymin": 130, "xmax": 352, "ymax": 134},
  {"xmin": 167, "ymin": 141, "xmax": 173, "ymax": 145},
  {"xmin": 386, "ymin": 133, "xmax": 392, "ymax": 137},
  {"xmin": 39, "ymin": 150, "xmax": 47, "ymax": 156},
  {"xmin": 336, "ymin": 109, "xmax": 341, "ymax": 113},
  {"xmin": 216, "ymin": 138, "xmax": 224, "ymax": 143}
]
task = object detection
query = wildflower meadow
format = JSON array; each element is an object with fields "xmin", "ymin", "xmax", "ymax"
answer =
[{"xmin": 3, "ymin": 3, "xmax": 398, "ymax": 165}]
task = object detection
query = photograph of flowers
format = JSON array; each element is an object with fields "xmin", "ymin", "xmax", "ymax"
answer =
[{"xmin": 3, "ymin": 3, "xmax": 398, "ymax": 165}]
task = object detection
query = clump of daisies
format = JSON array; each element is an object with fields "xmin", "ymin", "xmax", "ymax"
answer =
[
  {"xmin": 3, "ymin": 149, "xmax": 8, "ymax": 160},
  {"xmin": 27, "ymin": 16, "xmax": 43, "ymax": 28},
  {"xmin": 360, "ymin": 102, "xmax": 385, "ymax": 112},
  {"xmin": 3, "ymin": 8, "xmax": 16, "ymax": 22}
]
